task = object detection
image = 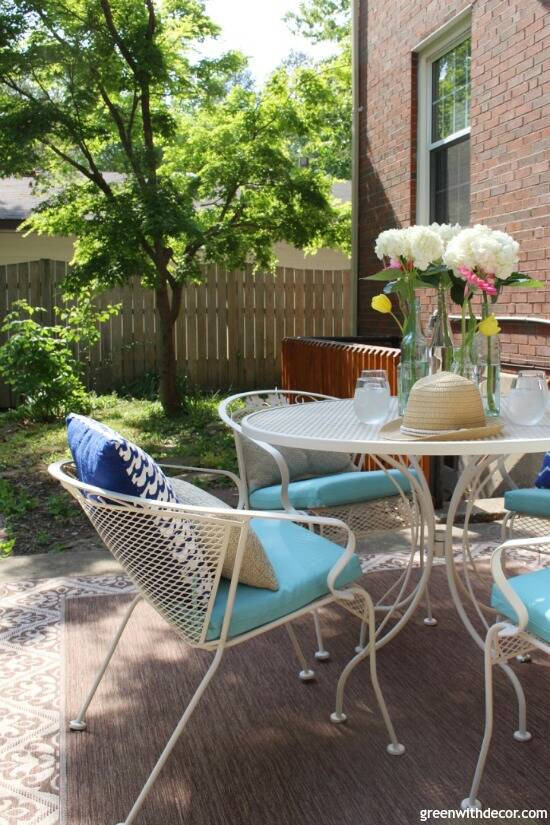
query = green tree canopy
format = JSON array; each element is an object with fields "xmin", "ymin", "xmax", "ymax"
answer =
[
  {"xmin": 282, "ymin": 0, "xmax": 351, "ymax": 180},
  {"xmin": 0, "ymin": 0, "xmax": 347, "ymax": 414}
]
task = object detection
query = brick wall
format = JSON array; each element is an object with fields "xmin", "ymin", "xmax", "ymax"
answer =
[{"xmin": 358, "ymin": 0, "xmax": 550, "ymax": 366}]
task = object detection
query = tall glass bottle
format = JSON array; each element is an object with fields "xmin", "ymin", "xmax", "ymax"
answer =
[
  {"xmin": 398, "ymin": 298, "xmax": 429, "ymax": 415},
  {"xmin": 475, "ymin": 304, "xmax": 501, "ymax": 417},
  {"xmin": 429, "ymin": 282, "xmax": 454, "ymax": 373}
]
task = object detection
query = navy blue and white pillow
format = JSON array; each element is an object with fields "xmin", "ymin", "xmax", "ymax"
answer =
[
  {"xmin": 67, "ymin": 415, "xmax": 213, "ymax": 607},
  {"xmin": 67, "ymin": 414, "xmax": 178, "ymax": 501},
  {"xmin": 535, "ymin": 453, "xmax": 550, "ymax": 489}
]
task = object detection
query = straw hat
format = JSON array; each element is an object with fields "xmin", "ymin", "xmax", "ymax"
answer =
[{"xmin": 380, "ymin": 372, "xmax": 503, "ymax": 441}]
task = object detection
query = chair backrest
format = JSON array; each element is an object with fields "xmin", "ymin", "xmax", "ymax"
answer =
[
  {"xmin": 49, "ymin": 461, "xmax": 247, "ymax": 646},
  {"xmin": 218, "ymin": 389, "xmax": 338, "ymax": 505}
]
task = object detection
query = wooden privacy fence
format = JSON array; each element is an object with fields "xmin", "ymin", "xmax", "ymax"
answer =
[{"xmin": 0, "ymin": 259, "xmax": 352, "ymax": 407}]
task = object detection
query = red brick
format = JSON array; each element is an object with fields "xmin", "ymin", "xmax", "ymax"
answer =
[{"xmin": 357, "ymin": 0, "xmax": 550, "ymax": 366}]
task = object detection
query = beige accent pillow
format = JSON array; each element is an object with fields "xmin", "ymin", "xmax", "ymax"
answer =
[
  {"xmin": 241, "ymin": 434, "xmax": 356, "ymax": 492},
  {"xmin": 307, "ymin": 450, "xmax": 357, "ymax": 477},
  {"xmin": 169, "ymin": 477, "xmax": 278, "ymax": 591},
  {"xmin": 241, "ymin": 435, "xmax": 310, "ymax": 492}
]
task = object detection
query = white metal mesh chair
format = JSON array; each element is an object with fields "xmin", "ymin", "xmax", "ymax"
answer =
[
  {"xmin": 49, "ymin": 460, "xmax": 404, "ymax": 825},
  {"xmin": 461, "ymin": 534, "xmax": 550, "ymax": 811},
  {"xmin": 218, "ymin": 389, "xmax": 413, "ymax": 540},
  {"xmin": 502, "ymin": 490, "xmax": 550, "ymax": 558},
  {"xmin": 219, "ymin": 389, "xmax": 428, "ymax": 641}
]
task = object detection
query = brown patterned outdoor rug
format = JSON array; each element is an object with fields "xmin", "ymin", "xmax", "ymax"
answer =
[{"xmin": 63, "ymin": 564, "xmax": 550, "ymax": 825}]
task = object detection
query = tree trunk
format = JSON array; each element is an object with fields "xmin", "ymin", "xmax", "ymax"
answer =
[{"xmin": 155, "ymin": 283, "xmax": 183, "ymax": 416}]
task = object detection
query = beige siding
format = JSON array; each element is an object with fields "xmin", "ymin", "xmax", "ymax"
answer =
[
  {"xmin": 0, "ymin": 231, "xmax": 350, "ymax": 270},
  {"xmin": 0, "ymin": 231, "xmax": 74, "ymax": 265}
]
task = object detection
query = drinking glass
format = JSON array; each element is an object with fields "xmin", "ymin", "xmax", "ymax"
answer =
[
  {"xmin": 517, "ymin": 370, "xmax": 548, "ymax": 405},
  {"xmin": 506, "ymin": 374, "xmax": 547, "ymax": 426},
  {"xmin": 353, "ymin": 370, "xmax": 390, "ymax": 424}
]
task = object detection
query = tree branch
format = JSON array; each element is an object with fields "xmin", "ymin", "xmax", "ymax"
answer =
[
  {"xmin": 97, "ymin": 83, "xmax": 147, "ymax": 188},
  {"xmin": 145, "ymin": 0, "xmax": 156, "ymax": 38},
  {"xmin": 99, "ymin": 0, "xmax": 138, "ymax": 72}
]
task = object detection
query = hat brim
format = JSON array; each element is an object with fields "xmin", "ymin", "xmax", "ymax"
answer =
[{"xmin": 379, "ymin": 418, "xmax": 503, "ymax": 442}]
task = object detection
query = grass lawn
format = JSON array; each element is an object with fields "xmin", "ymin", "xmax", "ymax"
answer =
[{"xmin": 0, "ymin": 393, "xmax": 237, "ymax": 557}]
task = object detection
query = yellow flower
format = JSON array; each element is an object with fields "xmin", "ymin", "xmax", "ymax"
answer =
[
  {"xmin": 478, "ymin": 315, "xmax": 501, "ymax": 336},
  {"xmin": 371, "ymin": 294, "xmax": 392, "ymax": 314}
]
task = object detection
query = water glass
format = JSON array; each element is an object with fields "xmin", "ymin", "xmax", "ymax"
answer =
[
  {"xmin": 517, "ymin": 370, "xmax": 548, "ymax": 404},
  {"xmin": 506, "ymin": 374, "xmax": 547, "ymax": 426},
  {"xmin": 354, "ymin": 370, "xmax": 390, "ymax": 424}
]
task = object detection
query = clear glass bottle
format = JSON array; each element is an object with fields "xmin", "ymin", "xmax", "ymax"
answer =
[
  {"xmin": 475, "ymin": 306, "xmax": 501, "ymax": 417},
  {"xmin": 429, "ymin": 283, "xmax": 454, "ymax": 373},
  {"xmin": 398, "ymin": 298, "xmax": 429, "ymax": 415}
]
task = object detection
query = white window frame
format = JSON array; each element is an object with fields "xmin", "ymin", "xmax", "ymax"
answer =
[{"xmin": 415, "ymin": 7, "xmax": 472, "ymax": 224}]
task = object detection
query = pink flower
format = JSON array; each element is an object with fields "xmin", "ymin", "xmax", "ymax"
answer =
[
  {"xmin": 387, "ymin": 258, "xmax": 403, "ymax": 270},
  {"xmin": 457, "ymin": 266, "xmax": 498, "ymax": 296}
]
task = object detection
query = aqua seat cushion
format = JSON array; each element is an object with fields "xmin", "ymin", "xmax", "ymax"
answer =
[
  {"xmin": 207, "ymin": 518, "xmax": 362, "ymax": 640},
  {"xmin": 504, "ymin": 488, "xmax": 550, "ymax": 519},
  {"xmin": 248, "ymin": 469, "xmax": 413, "ymax": 511},
  {"xmin": 491, "ymin": 567, "xmax": 550, "ymax": 644}
]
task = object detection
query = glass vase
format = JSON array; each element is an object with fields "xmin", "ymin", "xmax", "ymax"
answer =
[
  {"xmin": 429, "ymin": 282, "xmax": 454, "ymax": 373},
  {"xmin": 475, "ymin": 308, "xmax": 501, "ymax": 417},
  {"xmin": 451, "ymin": 343, "xmax": 477, "ymax": 381},
  {"xmin": 398, "ymin": 298, "xmax": 429, "ymax": 415}
]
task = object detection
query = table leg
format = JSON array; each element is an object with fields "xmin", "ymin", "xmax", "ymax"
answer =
[
  {"xmin": 363, "ymin": 454, "xmax": 435, "ymax": 651},
  {"xmin": 443, "ymin": 454, "xmax": 530, "ymax": 739}
]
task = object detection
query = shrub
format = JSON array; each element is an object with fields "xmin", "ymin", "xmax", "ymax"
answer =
[{"xmin": 0, "ymin": 292, "xmax": 119, "ymax": 421}]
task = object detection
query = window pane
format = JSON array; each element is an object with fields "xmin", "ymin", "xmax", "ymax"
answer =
[
  {"xmin": 431, "ymin": 37, "xmax": 471, "ymax": 143},
  {"xmin": 430, "ymin": 136, "xmax": 470, "ymax": 225}
]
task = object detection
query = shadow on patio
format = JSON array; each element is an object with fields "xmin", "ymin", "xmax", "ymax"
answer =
[{"xmin": 63, "ymin": 563, "xmax": 549, "ymax": 825}]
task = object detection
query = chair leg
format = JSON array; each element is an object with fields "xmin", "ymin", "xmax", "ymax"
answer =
[
  {"xmin": 70, "ymin": 594, "xmax": 141, "ymax": 731},
  {"xmin": 423, "ymin": 584, "xmax": 438, "ymax": 627},
  {"xmin": 461, "ymin": 631, "xmax": 497, "ymax": 810},
  {"xmin": 312, "ymin": 610, "xmax": 330, "ymax": 661},
  {"xmin": 331, "ymin": 594, "xmax": 404, "ymax": 756},
  {"xmin": 499, "ymin": 663, "xmax": 532, "ymax": 742},
  {"xmin": 285, "ymin": 623, "xmax": 315, "ymax": 681},
  {"xmin": 115, "ymin": 647, "xmax": 225, "ymax": 825},
  {"xmin": 355, "ymin": 620, "xmax": 367, "ymax": 654}
]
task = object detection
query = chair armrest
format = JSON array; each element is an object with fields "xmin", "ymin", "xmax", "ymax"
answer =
[
  {"xmin": 240, "ymin": 508, "xmax": 357, "ymax": 603},
  {"xmin": 247, "ymin": 441, "xmax": 294, "ymax": 512},
  {"xmin": 490, "ymin": 536, "xmax": 550, "ymax": 633},
  {"xmin": 159, "ymin": 463, "xmax": 245, "ymax": 509}
]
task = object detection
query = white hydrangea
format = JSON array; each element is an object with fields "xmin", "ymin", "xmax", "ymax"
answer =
[
  {"xmin": 429, "ymin": 222, "xmax": 463, "ymax": 246},
  {"xmin": 443, "ymin": 224, "xmax": 519, "ymax": 278},
  {"xmin": 375, "ymin": 225, "xmax": 443, "ymax": 270},
  {"xmin": 374, "ymin": 228, "xmax": 411, "ymax": 262},
  {"xmin": 405, "ymin": 226, "xmax": 444, "ymax": 271}
]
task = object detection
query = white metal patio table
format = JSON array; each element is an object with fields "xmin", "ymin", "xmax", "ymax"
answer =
[{"xmin": 242, "ymin": 396, "xmax": 550, "ymax": 706}]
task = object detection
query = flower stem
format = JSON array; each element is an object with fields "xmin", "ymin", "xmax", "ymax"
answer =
[
  {"xmin": 391, "ymin": 312, "xmax": 404, "ymax": 334},
  {"xmin": 483, "ymin": 296, "xmax": 496, "ymax": 414},
  {"xmin": 460, "ymin": 300, "xmax": 467, "ymax": 375}
]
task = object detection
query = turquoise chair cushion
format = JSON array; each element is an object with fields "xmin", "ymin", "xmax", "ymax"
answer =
[
  {"xmin": 207, "ymin": 518, "xmax": 362, "ymax": 641},
  {"xmin": 491, "ymin": 567, "xmax": 550, "ymax": 644},
  {"xmin": 504, "ymin": 488, "xmax": 550, "ymax": 519},
  {"xmin": 248, "ymin": 469, "xmax": 413, "ymax": 511}
]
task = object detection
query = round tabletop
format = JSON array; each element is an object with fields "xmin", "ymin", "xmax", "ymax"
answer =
[{"xmin": 242, "ymin": 397, "xmax": 550, "ymax": 457}]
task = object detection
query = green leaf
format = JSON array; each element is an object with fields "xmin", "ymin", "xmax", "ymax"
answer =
[
  {"xmin": 423, "ymin": 263, "xmax": 450, "ymax": 276},
  {"xmin": 363, "ymin": 268, "xmax": 403, "ymax": 282},
  {"xmin": 499, "ymin": 273, "xmax": 544, "ymax": 289},
  {"xmin": 450, "ymin": 282, "xmax": 466, "ymax": 307}
]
